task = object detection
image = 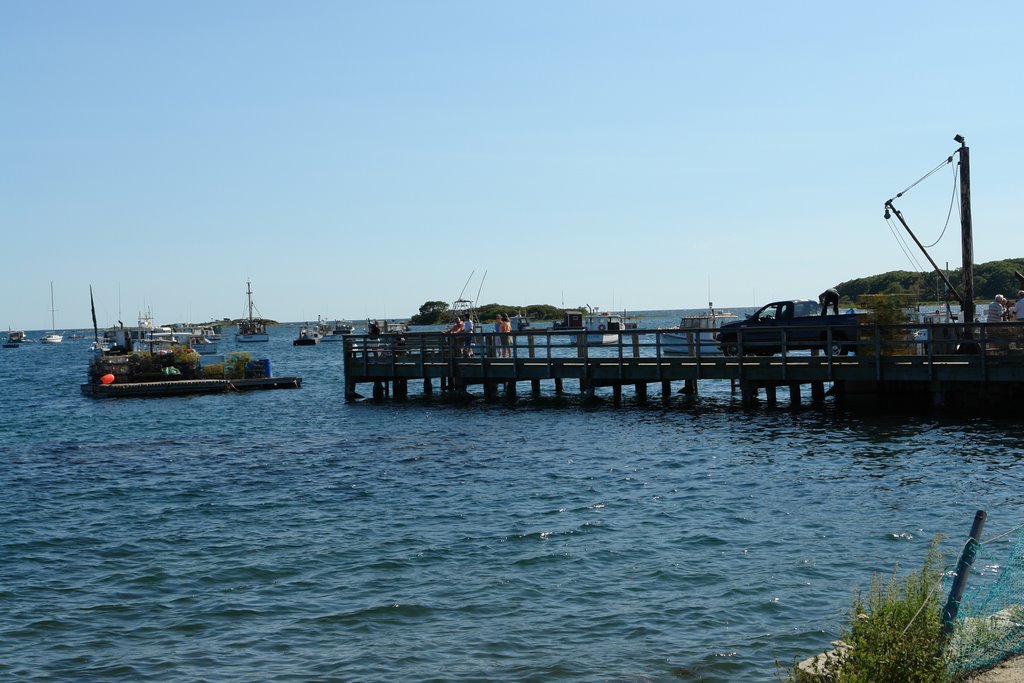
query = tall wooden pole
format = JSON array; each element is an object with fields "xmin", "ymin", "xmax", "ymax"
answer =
[{"xmin": 958, "ymin": 137, "xmax": 975, "ymax": 324}]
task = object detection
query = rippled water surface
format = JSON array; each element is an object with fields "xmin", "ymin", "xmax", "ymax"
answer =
[{"xmin": 4, "ymin": 316, "xmax": 1024, "ymax": 681}]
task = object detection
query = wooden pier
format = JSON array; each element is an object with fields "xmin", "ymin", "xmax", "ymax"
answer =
[{"xmin": 341, "ymin": 323, "xmax": 1024, "ymax": 408}]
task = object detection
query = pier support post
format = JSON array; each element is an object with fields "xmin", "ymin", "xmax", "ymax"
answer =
[
  {"xmin": 661, "ymin": 381, "xmax": 672, "ymax": 402},
  {"xmin": 395, "ymin": 379, "xmax": 408, "ymax": 400},
  {"xmin": 372, "ymin": 381, "xmax": 385, "ymax": 400},
  {"xmin": 345, "ymin": 379, "xmax": 359, "ymax": 401},
  {"xmin": 484, "ymin": 382, "xmax": 496, "ymax": 400},
  {"xmin": 811, "ymin": 381, "xmax": 825, "ymax": 403},
  {"xmin": 741, "ymin": 382, "xmax": 758, "ymax": 407},
  {"xmin": 531, "ymin": 379, "xmax": 540, "ymax": 397},
  {"xmin": 554, "ymin": 378, "xmax": 563, "ymax": 394},
  {"xmin": 506, "ymin": 382, "xmax": 517, "ymax": 400},
  {"xmin": 789, "ymin": 383, "xmax": 801, "ymax": 408},
  {"xmin": 423, "ymin": 378, "xmax": 433, "ymax": 396},
  {"xmin": 679, "ymin": 379, "xmax": 697, "ymax": 395},
  {"xmin": 765, "ymin": 384, "xmax": 777, "ymax": 405},
  {"xmin": 612, "ymin": 384, "xmax": 622, "ymax": 405},
  {"xmin": 635, "ymin": 383, "xmax": 647, "ymax": 403}
]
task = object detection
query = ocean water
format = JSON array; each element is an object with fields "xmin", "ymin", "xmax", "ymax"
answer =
[{"xmin": 3, "ymin": 311, "xmax": 1024, "ymax": 682}]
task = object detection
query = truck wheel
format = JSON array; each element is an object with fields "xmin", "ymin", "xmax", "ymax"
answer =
[
  {"xmin": 722, "ymin": 343, "xmax": 739, "ymax": 356},
  {"xmin": 828, "ymin": 340, "xmax": 847, "ymax": 356}
]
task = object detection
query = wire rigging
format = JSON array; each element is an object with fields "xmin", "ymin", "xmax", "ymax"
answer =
[
  {"xmin": 890, "ymin": 155, "xmax": 954, "ymax": 201},
  {"xmin": 883, "ymin": 153, "xmax": 958, "ymax": 270},
  {"xmin": 920, "ymin": 163, "xmax": 960, "ymax": 249}
]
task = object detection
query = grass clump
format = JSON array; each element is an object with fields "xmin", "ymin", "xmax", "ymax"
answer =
[{"xmin": 787, "ymin": 536, "xmax": 951, "ymax": 682}]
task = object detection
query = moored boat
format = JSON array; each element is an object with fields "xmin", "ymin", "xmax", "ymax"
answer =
[
  {"xmin": 661, "ymin": 305, "xmax": 739, "ymax": 356},
  {"xmin": 40, "ymin": 282, "xmax": 63, "ymax": 344},
  {"xmin": 293, "ymin": 322, "xmax": 321, "ymax": 346},
  {"xmin": 320, "ymin": 319, "xmax": 354, "ymax": 341},
  {"xmin": 3, "ymin": 329, "xmax": 27, "ymax": 348},
  {"xmin": 577, "ymin": 311, "xmax": 634, "ymax": 345},
  {"xmin": 236, "ymin": 280, "xmax": 269, "ymax": 343}
]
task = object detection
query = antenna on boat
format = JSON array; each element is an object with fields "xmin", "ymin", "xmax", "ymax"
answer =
[
  {"xmin": 457, "ymin": 271, "xmax": 474, "ymax": 302},
  {"xmin": 473, "ymin": 271, "xmax": 487, "ymax": 312},
  {"xmin": 90, "ymin": 285, "xmax": 99, "ymax": 343}
]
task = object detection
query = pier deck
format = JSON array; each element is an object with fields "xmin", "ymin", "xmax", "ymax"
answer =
[{"xmin": 342, "ymin": 323, "xmax": 1024, "ymax": 407}]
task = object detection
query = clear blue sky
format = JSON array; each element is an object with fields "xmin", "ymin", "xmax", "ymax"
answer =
[{"xmin": 4, "ymin": 1, "xmax": 1022, "ymax": 329}]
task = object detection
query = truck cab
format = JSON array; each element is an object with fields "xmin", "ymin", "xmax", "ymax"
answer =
[{"xmin": 718, "ymin": 299, "xmax": 857, "ymax": 356}]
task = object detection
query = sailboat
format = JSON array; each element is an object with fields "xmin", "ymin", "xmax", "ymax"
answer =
[
  {"xmin": 235, "ymin": 280, "xmax": 269, "ymax": 342},
  {"xmin": 40, "ymin": 282, "xmax": 63, "ymax": 344}
]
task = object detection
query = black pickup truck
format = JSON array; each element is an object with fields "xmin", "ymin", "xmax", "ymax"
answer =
[{"xmin": 717, "ymin": 299, "xmax": 859, "ymax": 356}]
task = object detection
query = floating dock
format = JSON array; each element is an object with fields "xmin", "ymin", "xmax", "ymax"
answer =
[{"xmin": 81, "ymin": 376, "xmax": 302, "ymax": 398}]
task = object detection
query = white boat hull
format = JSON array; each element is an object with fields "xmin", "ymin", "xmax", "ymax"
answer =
[
  {"xmin": 661, "ymin": 330, "xmax": 722, "ymax": 356},
  {"xmin": 584, "ymin": 332, "xmax": 620, "ymax": 345},
  {"xmin": 236, "ymin": 334, "xmax": 269, "ymax": 343}
]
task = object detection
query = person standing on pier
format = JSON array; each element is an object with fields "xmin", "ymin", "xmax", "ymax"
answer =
[
  {"xmin": 493, "ymin": 315, "xmax": 504, "ymax": 357},
  {"xmin": 819, "ymin": 288, "xmax": 840, "ymax": 316},
  {"xmin": 987, "ymin": 295, "xmax": 1006, "ymax": 323},
  {"xmin": 1015, "ymin": 292, "xmax": 1024, "ymax": 321},
  {"xmin": 462, "ymin": 315, "xmax": 475, "ymax": 357},
  {"xmin": 500, "ymin": 313, "xmax": 513, "ymax": 357},
  {"xmin": 446, "ymin": 316, "xmax": 465, "ymax": 357}
]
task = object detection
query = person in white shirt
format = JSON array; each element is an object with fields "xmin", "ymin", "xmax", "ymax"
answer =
[{"xmin": 987, "ymin": 295, "xmax": 1006, "ymax": 323}]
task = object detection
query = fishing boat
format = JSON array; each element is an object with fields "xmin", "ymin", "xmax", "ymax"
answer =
[
  {"xmin": 293, "ymin": 322, "xmax": 321, "ymax": 346},
  {"xmin": 509, "ymin": 313, "xmax": 532, "ymax": 331},
  {"xmin": 236, "ymin": 280, "xmax": 269, "ymax": 343},
  {"xmin": 3, "ymin": 329, "xmax": 27, "ymax": 348},
  {"xmin": 319, "ymin": 319, "xmax": 354, "ymax": 341},
  {"xmin": 577, "ymin": 311, "xmax": 628, "ymax": 345},
  {"xmin": 661, "ymin": 304, "xmax": 739, "ymax": 356},
  {"xmin": 40, "ymin": 282, "xmax": 63, "ymax": 344}
]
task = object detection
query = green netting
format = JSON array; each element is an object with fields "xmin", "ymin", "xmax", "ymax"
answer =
[{"xmin": 946, "ymin": 528, "xmax": 1024, "ymax": 677}]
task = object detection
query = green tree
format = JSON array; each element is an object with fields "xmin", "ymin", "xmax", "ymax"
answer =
[{"xmin": 411, "ymin": 301, "xmax": 450, "ymax": 325}]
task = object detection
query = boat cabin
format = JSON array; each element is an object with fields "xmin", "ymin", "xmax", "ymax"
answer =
[{"xmin": 554, "ymin": 310, "xmax": 584, "ymax": 329}]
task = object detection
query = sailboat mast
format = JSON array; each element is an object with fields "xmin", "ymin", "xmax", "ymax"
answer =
[
  {"xmin": 247, "ymin": 280, "xmax": 255, "ymax": 322},
  {"xmin": 50, "ymin": 281, "xmax": 56, "ymax": 333}
]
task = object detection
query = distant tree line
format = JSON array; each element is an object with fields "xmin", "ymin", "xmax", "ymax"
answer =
[
  {"xmin": 410, "ymin": 301, "xmax": 568, "ymax": 325},
  {"xmin": 835, "ymin": 258, "xmax": 1024, "ymax": 305}
]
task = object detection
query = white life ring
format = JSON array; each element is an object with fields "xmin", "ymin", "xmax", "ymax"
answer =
[{"xmin": 598, "ymin": 324, "xmax": 606, "ymax": 331}]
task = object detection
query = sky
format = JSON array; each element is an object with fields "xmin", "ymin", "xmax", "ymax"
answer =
[{"xmin": 3, "ymin": 1, "xmax": 1024, "ymax": 329}]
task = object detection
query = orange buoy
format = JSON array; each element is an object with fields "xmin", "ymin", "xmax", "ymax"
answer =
[{"xmin": 100, "ymin": 373, "xmax": 115, "ymax": 385}]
